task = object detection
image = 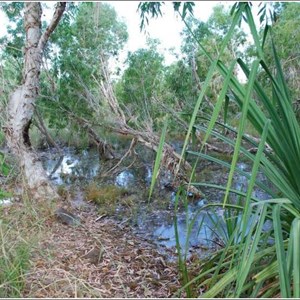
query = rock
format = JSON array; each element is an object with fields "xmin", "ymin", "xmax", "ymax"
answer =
[
  {"xmin": 54, "ymin": 207, "xmax": 81, "ymax": 226},
  {"xmin": 163, "ymin": 182, "xmax": 175, "ymax": 191},
  {"xmin": 81, "ymin": 246, "xmax": 103, "ymax": 265}
]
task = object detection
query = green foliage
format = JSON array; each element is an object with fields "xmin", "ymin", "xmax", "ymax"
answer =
[
  {"xmin": 148, "ymin": 116, "xmax": 168, "ymax": 200},
  {"xmin": 0, "ymin": 152, "xmax": 12, "ymax": 200},
  {"xmin": 0, "ymin": 220, "xmax": 31, "ymax": 297},
  {"xmin": 179, "ymin": 5, "xmax": 247, "ymax": 125},
  {"xmin": 0, "ymin": 152, "xmax": 10, "ymax": 177},
  {"xmin": 169, "ymin": 2, "xmax": 300, "ymax": 297},
  {"xmin": 117, "ymin": 4, "xmax": 248, "ymax": 133},
  {"xmin": 0, "ymin": 2, "xmax": 25, "ymax": 84},
  {"xmin": 39, "ymin": 2, "xmax": 128, "ymax": 132},
  {"xmin": 138, "ymin": 2, "xmax": 164, "ymax": 31},
  {"xmin": 164, "ymin": 60, "xmax": 199, "ymax": 112},
  {"xmin": 247, "ymin": 2, "xmax": 300, "ymax": 119},
  {"xmin": 143, "ymin": 1, "xmax": 300, "ymax": 297},
  {"xmin": 138, "ymin": 2, "xmax": 194, "ymax": 31},
  {"xmin": 116, "ymin": 38, "xmax": 164, "ymax": 123}
]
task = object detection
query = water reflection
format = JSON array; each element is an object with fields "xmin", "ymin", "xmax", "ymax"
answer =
[
  {"xmin": 233, "ymin": 162, "xmax": 271, "ymax": 200},
  {"xmin": 0, "ymin": 198, "xmax": 13, "ymax": 207},
  {"xmin": 153, "ymin": 210, "xmax": 220, "ymax": 249},
  {"xmin": 40, "ymin": 146, "xmax": 274, "ymax": 257},
  {"xmin": 115, "ymin": 165, "xmax": 153, "ymax": 188},
  {"xmin": 135, "ymin": 199, "xmax": 223, "ymax": 258},
  {"xmin": 115, "ymin": 170, "xmax": 135, "ymax": 188},
  {"xmin": 41, "ymin": 148, "xmax": 100, "ymax": 185}
]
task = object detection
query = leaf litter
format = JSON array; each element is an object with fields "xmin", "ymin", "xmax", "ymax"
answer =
[{"xmin": 21, "ymin": 202, "xmax": 183, "ymax": 298}]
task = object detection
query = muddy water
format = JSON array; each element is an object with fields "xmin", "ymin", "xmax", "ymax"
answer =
[{"xmin": 41, "ymin": 146, "xmax": 272, "ymax": 258}]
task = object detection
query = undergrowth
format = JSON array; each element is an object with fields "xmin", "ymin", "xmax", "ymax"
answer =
[{"xmin": 0, "ymin": 197, "xmax": 54, "ymax": 297}]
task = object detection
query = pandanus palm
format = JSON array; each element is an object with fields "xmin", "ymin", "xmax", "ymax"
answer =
[
  {"xmin": 174, "ymin": 3, "xmax": 300, "ymax": 297},
  {"xmin": 148, "ymin": 2, "xmax": 300, "ymax": 297}
]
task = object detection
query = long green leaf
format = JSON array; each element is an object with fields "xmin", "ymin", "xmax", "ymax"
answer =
[
  {"xmin": 200, "ymin": 267, "xmax": 238, "ymax": 298},
  {"xmin": 223, "ymin": 59, "xmax": 260, "ymax": 207},
  {"xmin": 244, "ymin": 4, "xmax": 264, "ymax": 59},
  {"xmin": 202, "ymin": 60, "xmax": 236, "ymax": 150},
  {"xmin": 173, "ymin": 187, "xmax": 192, "ymax": 297},
  {"xmin": 292, "ymin": 218, "xmax": 300, "ymax": 297},
  {"xmin": 148, "ymin": 117, "xmax": 168, "ymax": 200},
  {"xmin": 254, "ymin": 260, "xmax": 279, "ymax": 283},
  {"xmin": 239, "ymin": 119, "xmax": 270, "ymax": 244},
  {"xmin": 273, "ymin": 204, "xmax": 291, "ymax": 298},
  {"xmin": 236, "ymin": 204, "xmax": 267, "ymax": 296}
]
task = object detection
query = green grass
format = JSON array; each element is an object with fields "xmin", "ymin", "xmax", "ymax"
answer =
[
  {"xmin": 0, "ymin": 193, "xmax": 54, "ymax": 297},
  {"xmin": 0, "ymin": 220, "xmax": 31, "ymax": 298}
]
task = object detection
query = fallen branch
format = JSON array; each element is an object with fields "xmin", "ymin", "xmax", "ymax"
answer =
[
  {"xmin": 33, "ymin": 107, "xmax": 61, "ymax": 152},
  {"xmin": 96, "ymin": 61, "xmax": 202, "ymax": 195},
  {"xmin": 63, "ymin": 110, "xmax": 116, "ymax": 161},
  {"xmin": 101, "ymin": 138, "xmax": 137, "ymax": 177}
]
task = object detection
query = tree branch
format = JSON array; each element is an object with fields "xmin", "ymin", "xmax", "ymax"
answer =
[{"xmin": 38, "ymin": 2, "xmax": 66, "ymax": 51}]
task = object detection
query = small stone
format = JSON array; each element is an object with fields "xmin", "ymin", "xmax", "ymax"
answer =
[
  {"xmin": 54, "ymin": 207, "xmax": 81, "ymax": 226},
  {"xmin": 81, "ymin": 246, "xmax": 103, "ymax": 265}
]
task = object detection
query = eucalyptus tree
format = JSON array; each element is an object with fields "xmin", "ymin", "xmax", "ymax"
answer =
[
  {"xmin": 0, "ymin": 2, "xmax": 128, "ymax": 200},
  {"xmin": 2, "ymin": 2, "xmax": 66, "ymax": 200},
  {"xmin": 38, "ymin": 2, "xmax": 128, "ymax": 133},
  {"xmin": 116, "ymin": 38, "xmax": 165, "ymax": 126},
  {"xmin": 179, "ymin": 4, "xmax": 247, "ymax": 120}
]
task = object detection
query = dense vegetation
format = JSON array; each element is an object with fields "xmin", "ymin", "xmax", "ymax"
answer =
[{"xmin": 0, "ymin": 1, "xmax": 300, "ymax": 297}]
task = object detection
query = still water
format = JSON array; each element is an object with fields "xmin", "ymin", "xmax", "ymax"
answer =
[{"xmin": 41, "ymin": 147, "xmax": 272, "ymax": 257}]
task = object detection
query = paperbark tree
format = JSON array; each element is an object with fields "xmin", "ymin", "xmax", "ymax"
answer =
[{"xmin": 4, "ymin": 2, "xmax": 66, "ymax": 201}]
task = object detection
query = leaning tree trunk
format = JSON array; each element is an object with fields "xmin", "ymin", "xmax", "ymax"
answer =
[
  {"xmin": 98, "ymin": 57, "xmax": 203, "ymax": 197},
  {"xmin": 4, "ymin": 2, "xmax": 66, "ymax": 201}
]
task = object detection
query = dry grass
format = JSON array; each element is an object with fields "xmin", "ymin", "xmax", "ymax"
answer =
[
  {"xmin": 0, "ymin": 196, "xmax": 54, "ymax": 297},
  {"xmin": 85, "ymin": 184, "xmax": 128, "ymax": 205}
]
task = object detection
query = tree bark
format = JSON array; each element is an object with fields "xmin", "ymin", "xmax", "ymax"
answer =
[{"xmin": 4, "ymin": 2, "xmax": 66, "ymax": 201}]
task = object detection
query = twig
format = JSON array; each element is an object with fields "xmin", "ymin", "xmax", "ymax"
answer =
[{"xmin": 101, "ymin": 138, "xmax": 138, "ymax": 178}]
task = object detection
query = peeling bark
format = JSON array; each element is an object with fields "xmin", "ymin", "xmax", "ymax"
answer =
[{"xmin": 4, "ymin": 3, "xmax": 66, "ymax": 201}]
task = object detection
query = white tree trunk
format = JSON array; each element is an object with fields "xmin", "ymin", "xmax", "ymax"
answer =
[{"xmin": 4, "ymin": 2, "xmax": 66, "ymax": 201}]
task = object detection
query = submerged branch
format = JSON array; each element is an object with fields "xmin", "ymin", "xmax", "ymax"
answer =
[{"xmin": 101, "ymin": 138, "xmax": 138, "ymax": 177}]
